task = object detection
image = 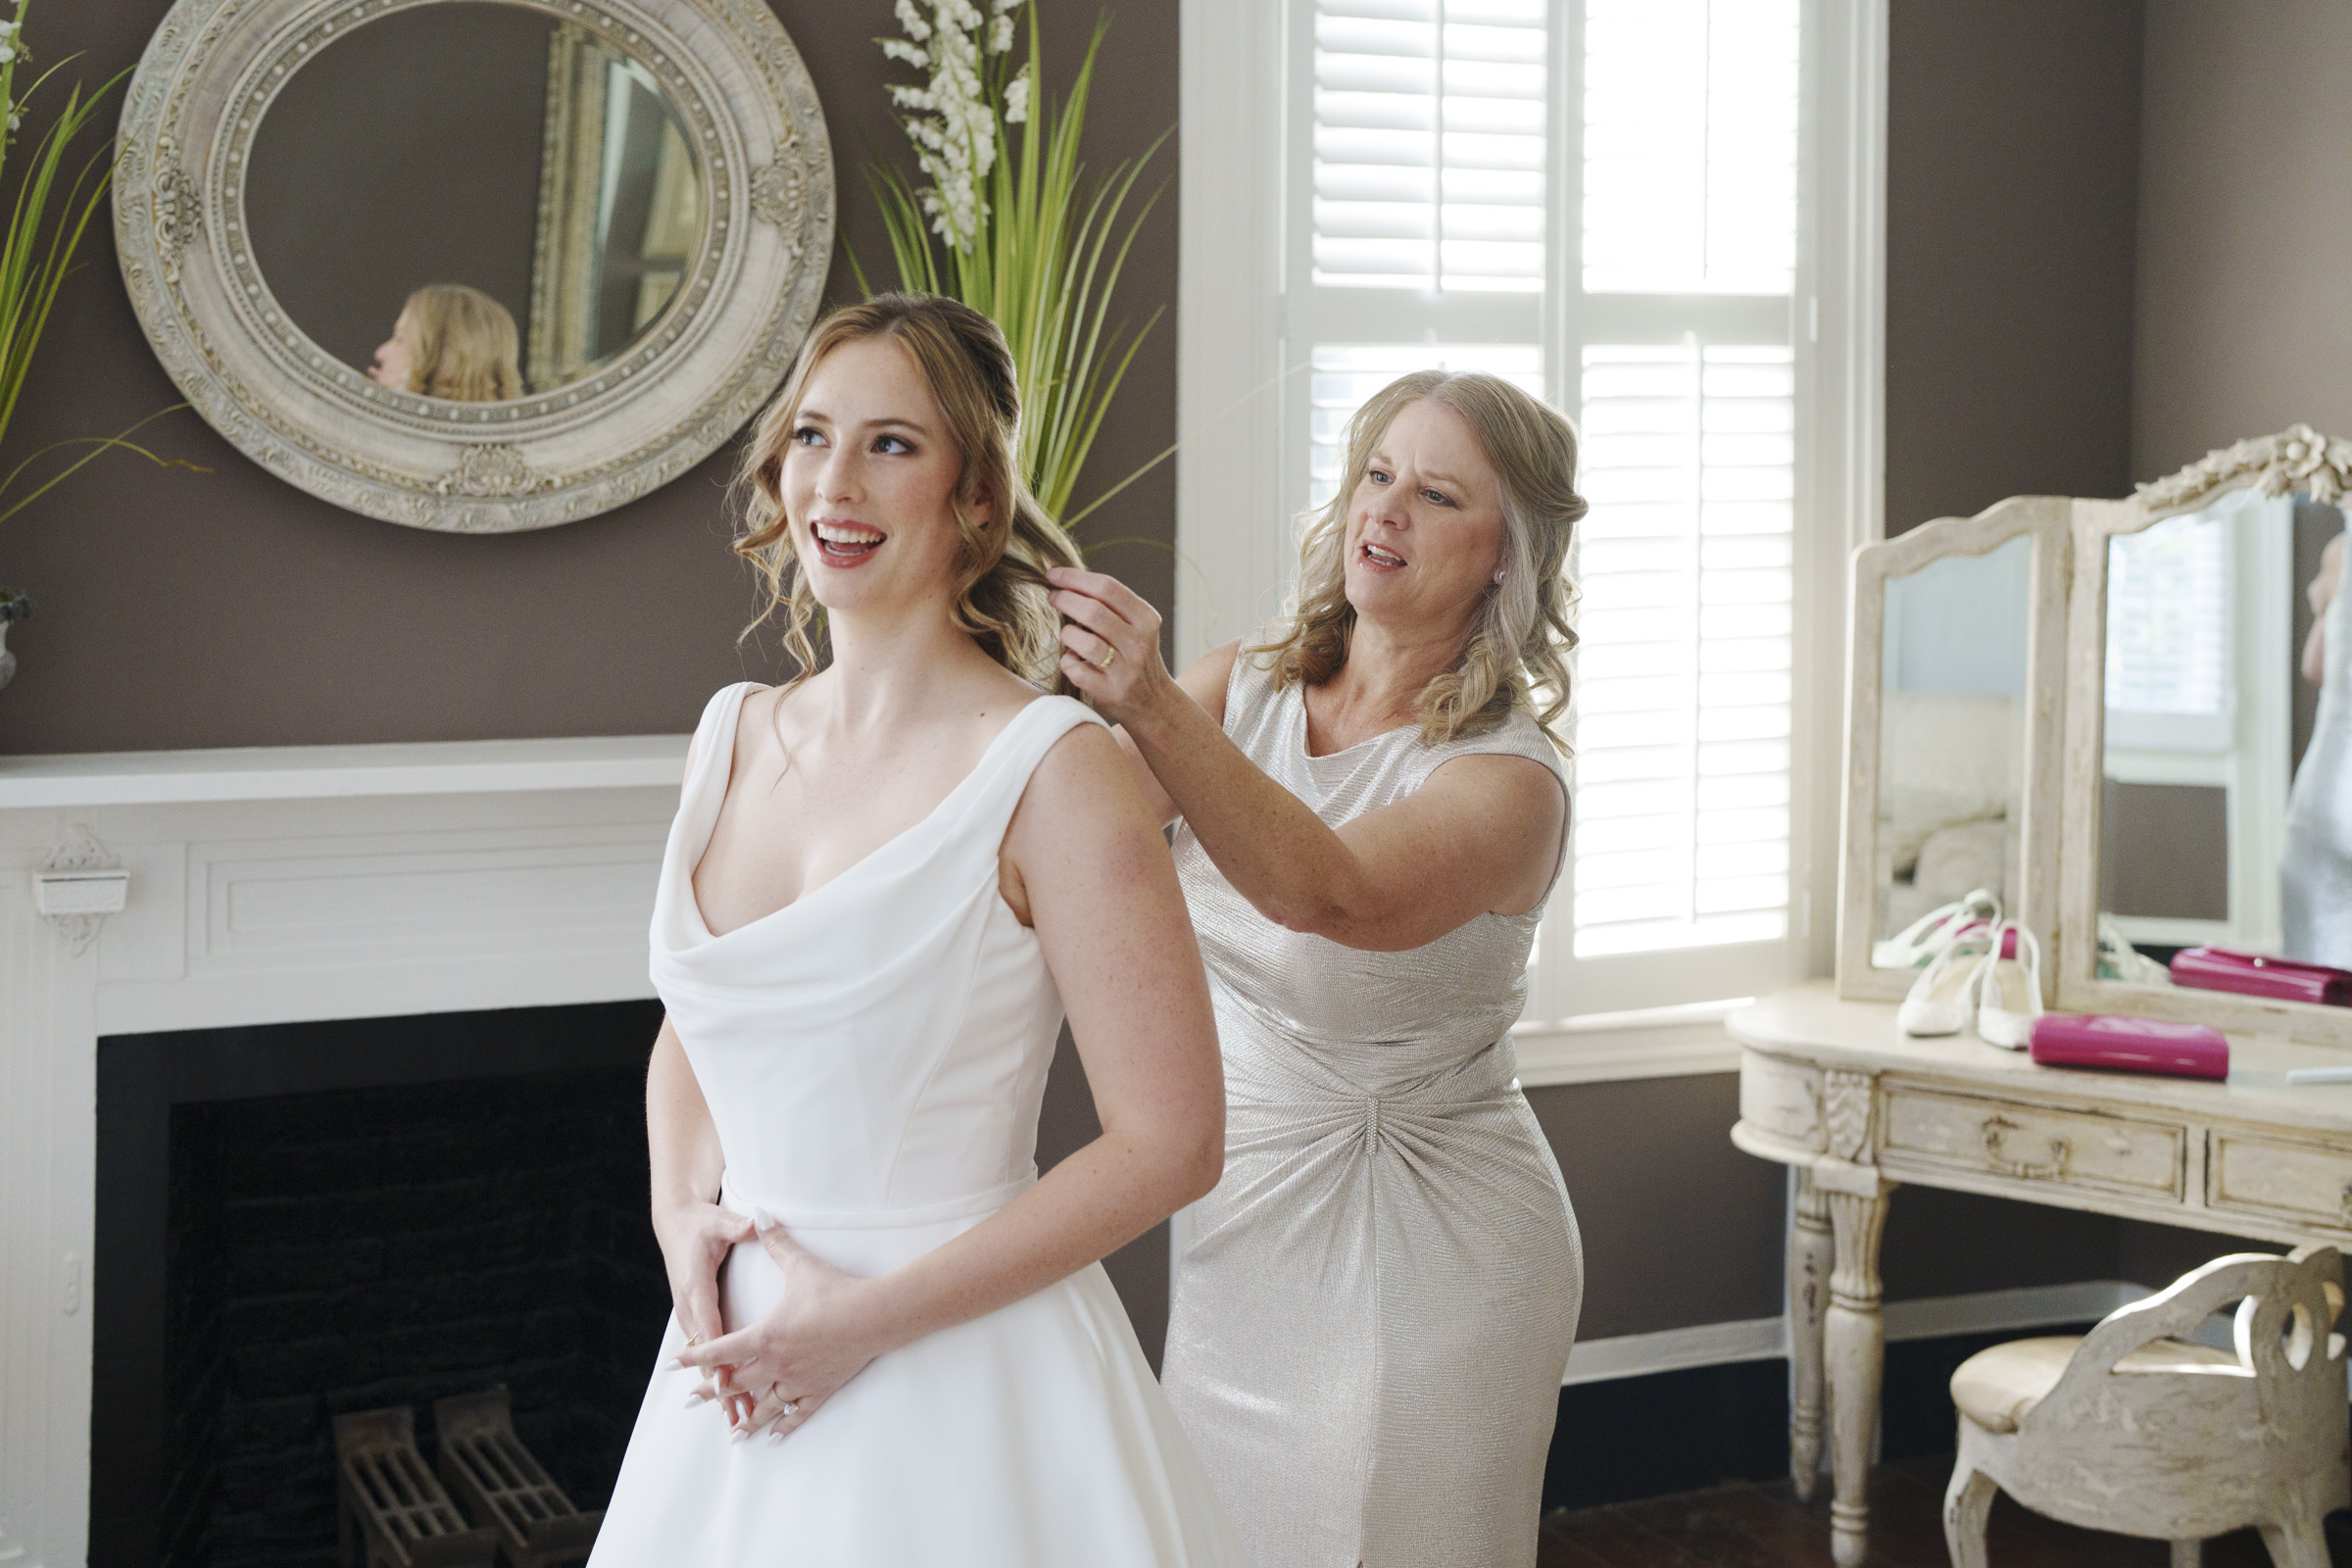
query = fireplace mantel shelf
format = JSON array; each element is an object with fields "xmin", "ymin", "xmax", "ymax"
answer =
[{"xmin": 0, "ymin": 733, "xmax": 691, "ymax": 810}]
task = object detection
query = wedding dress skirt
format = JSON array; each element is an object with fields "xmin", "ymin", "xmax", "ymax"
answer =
[{"xmin": 588, "ymin": 685, "xmax": 1244, "ymax": 1567}]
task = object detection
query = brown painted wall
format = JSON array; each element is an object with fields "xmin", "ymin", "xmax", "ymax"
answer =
[
  {"xmin": 2134, "ymin": 0, "xmax": 2352, "ymax": 476},
  {"xmin": 1884, "ymin": 0, "xmax": 2143, "ymax": 535},
  {"xmin": 1530, "ymin": 1076, "xmax": 1786, "ymax": 1338},
  {"xmin": 0, "ymin": 0, "xmax": 1177, "ymax": 755}
]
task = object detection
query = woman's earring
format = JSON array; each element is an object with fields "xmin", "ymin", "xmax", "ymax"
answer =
[{"xmin": 1493, "ymin": 568, "xmax": 1507, "ymax": 585}]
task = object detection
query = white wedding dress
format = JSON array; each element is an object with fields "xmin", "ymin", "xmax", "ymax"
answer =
[{"xmin": 589, "ymin": 683, "xmax": 1244, "ymax": 1566}]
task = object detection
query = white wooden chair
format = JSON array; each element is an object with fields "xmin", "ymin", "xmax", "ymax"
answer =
[{"xmin": 1942, "ymin": 1244, "xmax": 2348, "ymax": 1568}]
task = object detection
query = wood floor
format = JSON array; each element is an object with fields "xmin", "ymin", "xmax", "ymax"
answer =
[{"xmin": 1538, "ymin": 1454, "xmax": 2324, "ymax": 1567}]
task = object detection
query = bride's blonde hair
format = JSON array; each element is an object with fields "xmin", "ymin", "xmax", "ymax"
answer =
[
  {"xmin": 734, "ymin": 293, "xmax": 1081, "ymax": 694},
  {"xmin": 1250, "ymin": 370, "xmax": 1586, "ymax": 748}
]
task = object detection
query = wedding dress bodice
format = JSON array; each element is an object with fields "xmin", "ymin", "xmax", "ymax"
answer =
[{"xmin": 650, "ymin": 682, "xmax": 1075, "ymax": 1225}]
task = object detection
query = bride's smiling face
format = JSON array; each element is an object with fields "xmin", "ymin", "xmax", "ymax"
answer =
[{"xmin": 780, "ymin": 335, "xmax": 985, "ymax": 615}]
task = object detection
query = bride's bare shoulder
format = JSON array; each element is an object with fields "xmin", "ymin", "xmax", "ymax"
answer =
[{"xmin": 1011, "ymin": 717, "xmax": 1157, "ymax": 849}]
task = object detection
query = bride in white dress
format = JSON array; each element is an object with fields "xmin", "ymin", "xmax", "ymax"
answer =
[{"xmin": 588, "ymin": 295, "xmax": 1245, "ymax": 1565}]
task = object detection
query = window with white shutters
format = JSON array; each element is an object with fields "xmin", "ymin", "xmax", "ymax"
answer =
[
  {"xmin": 1286, "ymin": 0, "xmax": 1807, "ymax": 1018},
  {"xmin": 1311, "ymin": 0, "xmax": 1548, "ymax": 293}
]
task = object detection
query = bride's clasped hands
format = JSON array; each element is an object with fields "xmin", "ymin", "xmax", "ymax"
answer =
[{"xmin": 670, "ymin": 1209, "xmax": 890, "ymax": 1445}]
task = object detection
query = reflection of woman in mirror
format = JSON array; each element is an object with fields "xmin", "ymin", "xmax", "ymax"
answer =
[
  {"xmin": 2285, "ymin": 529, "xmax": 2352, "ymax": 961},
  {"xmin": 2302, "ymin": 533, "xmax": 2344, "ymax": 687},
  {"xmin": 366, "ymin": 283, "xmax": 521, "ymax": 402}
]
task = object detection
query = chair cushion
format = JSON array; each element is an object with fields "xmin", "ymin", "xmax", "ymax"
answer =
[{"xmin": 1950, "ymin": 1334, "xmax": 2241, "ymax": 1434}]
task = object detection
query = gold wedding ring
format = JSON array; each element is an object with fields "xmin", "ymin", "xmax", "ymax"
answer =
[
  {"xmin": 1095, "ymin": 645, "xmax": 1118, "ymax": 670},
  {"xmin": 683, "ymin": 1330, "xmax": 702, "ymax": 1348}
]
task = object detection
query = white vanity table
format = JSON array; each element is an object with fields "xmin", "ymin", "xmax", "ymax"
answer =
[
  {"xmin": 1746, "ymin": 429, "xmax": 2352, "ymax": 1567},
  {"xmin": 1731, "ymin": 982, "xmax": 2352, "ymax": 1567}
]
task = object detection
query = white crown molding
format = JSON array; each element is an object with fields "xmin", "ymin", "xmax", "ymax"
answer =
[{"xmin": 0, "ymin": 733, "xmax": 688, "ymax": 808}]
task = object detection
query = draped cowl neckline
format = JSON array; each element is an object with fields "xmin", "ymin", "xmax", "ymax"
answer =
[{"xmin": 669, "ymin": 683, "xmax": 1057, "ymax": 950}]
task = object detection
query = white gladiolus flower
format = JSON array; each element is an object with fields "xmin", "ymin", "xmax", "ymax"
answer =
[{"xmin": 879, "ymin": 0, "xmax": 1032, "ymax": 252}]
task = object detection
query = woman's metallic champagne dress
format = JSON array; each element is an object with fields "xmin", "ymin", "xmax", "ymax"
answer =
[{"xmin": 1161, "ymin": 655, "xmax": 1585, "ymax": 1566}]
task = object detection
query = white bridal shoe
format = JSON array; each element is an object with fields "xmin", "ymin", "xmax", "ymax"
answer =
[
  {"xmin": 1873, "ymin": 888, "xmax": 2000, "ymax": 969},
  {"xmin": 2094, "ymin": 914, "xmax": 2170, "ymax": 985},
  {"xmin": 1897, "ymin": 924, "xmax": 1996, "ymax": 1036},
  {"xmin": 1975, "ymin": 921, "xmax": 2044, "ymax": 1050}
]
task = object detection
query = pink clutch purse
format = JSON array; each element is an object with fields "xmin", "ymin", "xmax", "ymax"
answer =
[
  {"xmin": 2029, "ymin": 1013, "xmax": 2230, "ymax": 1079},
  {"xmin": 2168, "ymin": 946, "xmax": 2352, "ymax": 1006}
]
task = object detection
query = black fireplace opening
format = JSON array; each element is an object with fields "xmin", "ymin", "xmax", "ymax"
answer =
[{"xmin": 96, "ymin": 1002, "xmax": 672, "ymax": 1568}]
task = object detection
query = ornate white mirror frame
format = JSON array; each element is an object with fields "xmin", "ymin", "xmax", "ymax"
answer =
[
  {"xmin": 2057, "ymin": 426, "xmax": 2352, "ymax": 1046},
  {"xmin": 1837, "ymin": 498, "xmax": 2072, "ymax": 1002},
  {"xmin": 114, "ymin": 0, "xmax": 833, "ymax": 532}
]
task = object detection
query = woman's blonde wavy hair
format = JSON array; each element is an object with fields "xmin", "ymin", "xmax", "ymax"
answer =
[
  {"xmin": 400, "ymin": 283, "xmax": 521, "ymax": 403},
  {"xmin": 1250, "ymin": 369, "xmax": 1586, "ymax": 748},
  {"xmin": 733, "ymin": 293, "xmax": 1082, "ymax": 696}
]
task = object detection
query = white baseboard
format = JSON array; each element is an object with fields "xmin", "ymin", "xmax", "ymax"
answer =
[
  {"xmin": 1559, "ymin": 1279, "xmax": 2151, "ymax": 1387},
  {"xmin": 1560, "ymin": 1314, "xmax": 1788, "ymax": 1386}
]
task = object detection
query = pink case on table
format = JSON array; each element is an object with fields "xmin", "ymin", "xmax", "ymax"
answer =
[
  {"xmin": 2028, "ymin": 1013, "xmax": 2230, "ymax": 1080},
  {"xmin": 2169, "ymin": 946, "xmax": 2352, "ymax": 1006}
]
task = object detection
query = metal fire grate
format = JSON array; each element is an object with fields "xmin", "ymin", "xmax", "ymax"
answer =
[
  {"xmin": 333, "ymin": 1407, "xmax": 499, "ymax": 1568},
  {"xmin": 433, "ymin": 1386, "xmax": 605, "ymax": 1567}
]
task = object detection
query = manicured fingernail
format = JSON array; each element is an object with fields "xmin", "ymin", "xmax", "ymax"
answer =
[
  {"xmin": 751, "ymin": 1205, "xmax": 777, "ymax": 1230},
  {"xmin": 660, "ymin": 1357, "xmax": 683, "ymax": 1371},
  {"xmin": 767, "ymin": 1429, "xmax": 785, "ymax": 1446}
]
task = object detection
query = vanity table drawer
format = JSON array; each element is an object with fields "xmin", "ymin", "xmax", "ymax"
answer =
[
  {"xmin": 2206, "ymin": 1131, "xmax": 2352, "ymax": 1231},
  {"xmin": 1880, "ymin": 1089, "xmax": 2185, "ymax": 1200}
]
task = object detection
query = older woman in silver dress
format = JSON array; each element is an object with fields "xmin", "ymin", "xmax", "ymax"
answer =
[{"xmin": 1051, "ymin": 368, "xmax": 1586, "ymax": 1566}]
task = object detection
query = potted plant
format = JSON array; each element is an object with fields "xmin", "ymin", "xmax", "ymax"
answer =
[
  {"xmin": 0, "ymin": 1, "xmax": 198, "ymax": 692},
  {"xmin": 858, "ymin": 0, "xmax": 1167, "ymax": 531}
]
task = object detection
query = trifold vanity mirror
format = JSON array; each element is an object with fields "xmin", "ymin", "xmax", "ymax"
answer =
[
  {"xmin": 115, "ymin": 0, "xmax": 833, "ymax": 531},
  {"xmin": 1838, "ymin": 497, "xmax": 2070, "ymax": 1004},
  {"xmin": 1840, "ymin": 425, "xmax": 2352, "ymax": 1050}
]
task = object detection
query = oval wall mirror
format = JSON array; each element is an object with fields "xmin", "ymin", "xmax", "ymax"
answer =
[{"xmin": 116, "ymin": 0, "xmax": 833, "ymax": 532}]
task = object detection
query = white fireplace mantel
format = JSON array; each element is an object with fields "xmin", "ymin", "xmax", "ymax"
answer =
[{"xmin": 0, "ymin": 734, "xmax": 689, "ymax": 1568}]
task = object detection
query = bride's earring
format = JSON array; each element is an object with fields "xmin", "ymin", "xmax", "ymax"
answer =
[{"xmin": 1493, "ymin": 568, "xmax": 1507, "ymax": 585}]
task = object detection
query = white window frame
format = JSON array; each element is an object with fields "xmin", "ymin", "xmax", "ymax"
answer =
[{"xmin": 1174, "ymin": 0, "xmax": 1886, "ymax": 1085}]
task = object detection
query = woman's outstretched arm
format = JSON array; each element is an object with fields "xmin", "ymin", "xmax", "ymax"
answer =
[
  {"xmin": 1050, "ymin": 566, "xmax": 1564, "ymax": 953},
  {"xmin": 676, "ymin": 721, "xmax": 1224, "ymax": 1440}
]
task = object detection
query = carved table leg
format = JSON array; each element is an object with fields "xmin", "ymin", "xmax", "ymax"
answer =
[
  {"xmin": 1826, "ymin": 1180, "xmax": 1894, "ymax": 1568},
  {"xmin": 1788, "ymin": 1166, "xmax": 1834, "ymax": 1500}
]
